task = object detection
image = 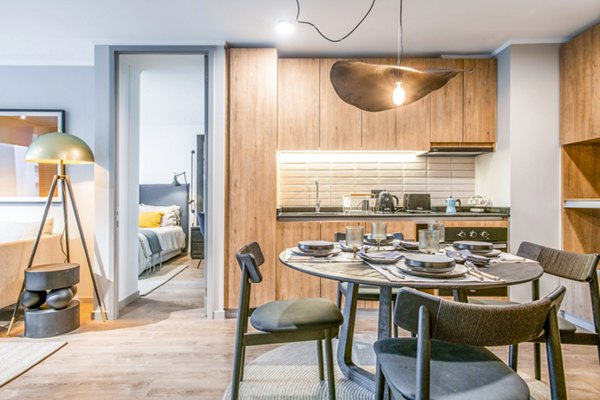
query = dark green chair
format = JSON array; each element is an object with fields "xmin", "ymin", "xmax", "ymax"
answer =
[
  {"xmin": 471, "ymin": 242, "xmax": 600, "ymax": 380},
  {"xmin": 334, "ymin": 231, "xmax": 404, "ymax": 337},
  {"xmin": 230, "ymin": 242, "xmax": 343, "ymax": 400},
  {"xmin": 375, "ymin": 286, "xmax": 567, "ymax": 400}
]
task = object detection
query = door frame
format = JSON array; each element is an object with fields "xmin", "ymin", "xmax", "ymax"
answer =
[{"xmin": 94, "ymin": 45, "xmax": 226, "ymax": 320}]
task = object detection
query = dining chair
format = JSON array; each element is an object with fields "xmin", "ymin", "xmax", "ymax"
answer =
[
  {"xmin": 374, "ymin": 286, "xmax": 568, "ymax": 400},
  {"xmin": 231, "ymin": 241, "xmax": 344, "ymax": 400},
  {"xmin": 334, "ymin": 232, "xmax": 404, "ymax": 337},
  {"xmin": 471, "ymin": 241, "xmax": 600, "ymax": 380}
]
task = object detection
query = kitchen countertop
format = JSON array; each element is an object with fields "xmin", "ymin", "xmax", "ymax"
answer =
[{"xmin": 277, "ymin": 206, "xmax": 509, "ymax": 221}]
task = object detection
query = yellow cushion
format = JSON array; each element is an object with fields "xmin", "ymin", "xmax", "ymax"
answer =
[{"xmin": 139, "ymin": 211, "xmax": 164, "ymax": 228}]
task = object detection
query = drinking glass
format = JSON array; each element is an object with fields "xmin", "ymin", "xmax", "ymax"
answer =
[
  {"xmin": 345, "ymin": 226, "xmax": 364, "ymax": 258},
  {"xmin": 428, "ymin": 222, "xmax": 445, "ymax": 243},
  {"xmin": 419, "ymin": 229, "xmax": 440, "ymax": 254},
  {"xmin": 371, "ymin": 222, "xmax": 388, "ymax": 251}
]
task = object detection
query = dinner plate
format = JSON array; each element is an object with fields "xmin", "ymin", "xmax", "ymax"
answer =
[
  {"xmin": 453, "ymin": 240, "xmax": 494, "ymax": 253},
  {"xmin": 404, "ymin": 254, "xmax": 455, "ymax": 273},
  {"xmin": 364, "ymin": 235, "xmax": 395, "ymax": 246},
  {"xmin": 338, "ymin": 240, "xmax": 365, "ymax": 252},
  {"xmin": 398, "ymin": 263, "xmax": 467, "ymax": 279},
  {"xmin": 298, "ymin": 240, "xmax": 335, "ymax": 253},
  {"xmin": 358, "ymin": 250, "xmax": 403, "ymax": 264},
  {"xmin": 290, "ymin": 247, "xmax": 341, "ymax": 257}
]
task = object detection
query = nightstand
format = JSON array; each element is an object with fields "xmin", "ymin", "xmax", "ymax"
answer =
[{"xmin": 190, "ymin": 226, "xmax": 204, "ymax": 260}]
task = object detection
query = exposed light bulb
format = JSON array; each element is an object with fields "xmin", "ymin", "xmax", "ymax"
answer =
[
  {"xmin": 392, "ymin": 81, "xmax": 406, "ymax": 105},
  {"xmin": 275, "ymin": 21, "xmax": 295, "ymax": 35},
  {"xmin": 20, "ymin": 115, "xmax": 27, "ymax": 120}
]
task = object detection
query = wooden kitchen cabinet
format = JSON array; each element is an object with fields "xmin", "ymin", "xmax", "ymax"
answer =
[
  {"xmin": 560, "ymin": 24, "xmax": 600, "ymax": 144},
  {"xmin": 361, "ymin": 58, "xmax": 397, "ymax": 150},
  {"xmin": 319, "ymin": 58, "xmax": 362, "ymax": 150},
  {"xmin": 276, "ymin": 222, "xmax": 321, "ymax": 300},
  {"xmin": 278, "ymin": 58, "xmax": 320, "ymax": 150},
  {"xmin": 226, "ymin": 48, "xmax": 278, "ymax": 309},
  {"xmin": 396, "ymin": 58, "xmax": 432, "ymax": 151},
  {"xmin": 463, "ymin": 58, "xmax": 497, "ymax": 143},
  {"xmin": 430, "ymin": 58, "xmax": 464, "ymax": 143}
]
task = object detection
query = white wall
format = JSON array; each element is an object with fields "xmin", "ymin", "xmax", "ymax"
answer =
[
  {"xmin": 0, "ymin": 66, "xmax": 96, "ymax": 299},
  {"xmin": 479, "ymin": 45, "xmax": 562, "ymax": 302},
  {"xmin": 137, "ymin": 55, "xmax": 205, "ymax": 184}
]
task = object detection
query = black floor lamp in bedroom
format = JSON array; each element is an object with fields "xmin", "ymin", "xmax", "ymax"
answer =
[{"xmin": 6, "ymin": 131, "xmax": 108, "ymax": 336}]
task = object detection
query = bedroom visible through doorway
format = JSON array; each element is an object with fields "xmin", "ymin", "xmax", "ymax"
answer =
[{"xmin": 116, "ymin": 53, "xmax": 207, "ymax": 314}]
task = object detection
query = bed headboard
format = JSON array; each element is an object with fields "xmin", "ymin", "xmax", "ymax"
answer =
[{"xmin": 139, "ymin": 184, "xmax": 189, "ymax": 235}]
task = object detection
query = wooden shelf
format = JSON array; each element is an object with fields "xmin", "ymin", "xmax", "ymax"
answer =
[{"xmin": 564, "ymin": 199, "xmax": 600, "ymax": 209}]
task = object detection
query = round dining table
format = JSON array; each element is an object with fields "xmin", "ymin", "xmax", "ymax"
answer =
[{"xmin": 278, "ymin": 249, "xmax": 544, "ymax": 393}]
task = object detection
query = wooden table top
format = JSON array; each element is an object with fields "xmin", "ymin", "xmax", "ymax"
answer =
[{"xmin": 279, "ymin": 250, "xmax": 544, "ymax": 290}]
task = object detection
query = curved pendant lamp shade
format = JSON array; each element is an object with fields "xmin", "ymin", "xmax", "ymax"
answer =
[
  {"xmin": 25, "ymin": 132, "xmax": 95, "ymax": 164},
  {"xmin": 330, "ymin": 60, "xmax": 459, "ymax": 112}
]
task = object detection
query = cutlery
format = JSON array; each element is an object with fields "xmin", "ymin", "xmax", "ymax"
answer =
[
  {"xmin": 387, "ymin": 266, "xmax": 405, "ymax": 279},
  {"xmin": 465, "ymin": 261, "xmax": 501, "ymax": 281}
]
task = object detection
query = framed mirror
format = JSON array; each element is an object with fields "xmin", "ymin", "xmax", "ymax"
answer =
[{"xmin": 0, "ymin": 109, "xmax": 65, "ymax": 203}]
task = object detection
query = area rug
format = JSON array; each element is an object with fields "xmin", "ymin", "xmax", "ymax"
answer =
[
  {"xmin": 223, "ymin": 335, "xmax": 551, "ymax": 399},
  {"xmin": 0, "ymin": 341, "xmax": 66, "ymax": 387},
  {"xmin": 139, "ymin": 264, "xmax": 189, "ymax": 296}
]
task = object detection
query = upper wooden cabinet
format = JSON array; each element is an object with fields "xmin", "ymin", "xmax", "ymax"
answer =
[
  {"xmin": 560, "ymin": 24, "xmax": 600, "ymax": 145},
  {"xmin": 396, "ymin": 58, "xmax": 432, "ymax": 151},
  {"xmin": 361, "ymin": 58, "xmax": 397, "ymax": 150},
  {"xmin": 278, "ymin": 59, "xmax": 320, "ymax": 150},
  {"xmin": 464, "ymin": 58, "xmax": 497, "ymax": 143},
  {"xmin": 319, "ymin": 58, "xmax": 362, "ymax": 150},
  {"xmin": 430, "ymin": 58, "xmax": 464, "ymax": 143}
]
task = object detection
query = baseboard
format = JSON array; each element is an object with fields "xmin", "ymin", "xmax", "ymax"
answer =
[
  {"xmin": 213, "ymin": 309, "xmax": 226, "ymax": 320},
  {"xmin": 118, "ymin": 291, "xmax": 140, "ymax": 309}
]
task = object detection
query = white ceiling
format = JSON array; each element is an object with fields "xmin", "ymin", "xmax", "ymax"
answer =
[{"xmin": 1, "ymin": 0, "xmax": 599, "ymax": 65}]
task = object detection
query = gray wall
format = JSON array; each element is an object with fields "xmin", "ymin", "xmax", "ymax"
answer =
[{"xmin": 0, "ymin": 66, "xmax": 96, "ymax": 298}]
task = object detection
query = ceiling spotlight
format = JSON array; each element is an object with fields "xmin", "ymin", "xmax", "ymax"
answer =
[{"xmin": 275, "ymin": 20, "xmax": 295, "ymax": 35}]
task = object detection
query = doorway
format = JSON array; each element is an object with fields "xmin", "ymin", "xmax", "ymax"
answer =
[{"xmin": 116, "ymin": 52, "xmax": 208, "ymax": 315}]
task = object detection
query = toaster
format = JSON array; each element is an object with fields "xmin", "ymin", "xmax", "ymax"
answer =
[{"xmin": 403, "ymin": 193, "xmax": 431, "ymax": 212}]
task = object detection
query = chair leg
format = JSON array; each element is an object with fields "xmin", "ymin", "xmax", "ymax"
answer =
[
  {"xmin": 324, "ymin": 330, "xmax": 336, "ymax": 400},
  {"xmin": 231, "ymin": 342, "xmax": 245, "ymax": 400},
  {"xmin": 239, "ymin": 346, "xmax": 246, "ymax": 381},
  {"xmin": 375, "ymin": 361, "xmax": 385, "ymax": 400},
  {"xmin": 317, "ymin": 340, "xmax": 324, "ymax": 381},
  {"xmin": 509, "ymin": 343, "xmax": 519, "ymax": 371},
  {"xmin": 534, "ymin": 342, "xmax": 542, "ymax": 380},
  {"xmin": 336, "ymin": 285, "xmax": 343, "ymax": 309}
]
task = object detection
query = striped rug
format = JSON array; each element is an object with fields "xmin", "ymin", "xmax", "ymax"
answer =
[{"xmin": 0, "ymin": 341, "xmax": 66, "ymax": 387}]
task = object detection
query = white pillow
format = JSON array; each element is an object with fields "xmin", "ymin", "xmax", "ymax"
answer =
[
  {"xmin": 0, "ymin": 217, "xmax": 54, "ymax": 243},
  {"xmin": 139, "ymin": 204, "xmax": 181, "ymax": 227}
]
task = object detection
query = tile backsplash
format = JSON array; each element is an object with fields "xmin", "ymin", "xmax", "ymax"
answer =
[{"xmin": 278, "ymin": 155, "xmax": 475, "ymax": 208}]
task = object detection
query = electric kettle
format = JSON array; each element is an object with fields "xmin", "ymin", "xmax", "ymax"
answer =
[
  {"xmin": 375, "ymin": 191, "xmax": 399, "ymax": 213},
  {"xmin": 445, "ymin": 197, "xmax": 461, "ymax": 214}
]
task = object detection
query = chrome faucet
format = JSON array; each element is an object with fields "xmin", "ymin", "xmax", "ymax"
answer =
[{"xmin": 315, "ymin": 178, "xmax": 321, "ymax": 213}]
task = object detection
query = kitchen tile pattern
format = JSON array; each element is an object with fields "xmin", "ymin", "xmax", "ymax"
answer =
[{"xmin": 278, "ymin": 157, "xmax": 475, "ymax": 208}]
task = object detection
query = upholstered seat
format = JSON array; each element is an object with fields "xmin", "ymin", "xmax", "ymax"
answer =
[
  {"xmin": 375, "ymin": 338, "xmax": 530, "ymax": 400},
  {"xmin": 251, "ymin": 298, "xmax": 343, "ymax": 333}
]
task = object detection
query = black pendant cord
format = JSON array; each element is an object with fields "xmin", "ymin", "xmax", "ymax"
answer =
[{"xmin": 295, "ymin": 0, "xmax": 377, "ymax": 43}]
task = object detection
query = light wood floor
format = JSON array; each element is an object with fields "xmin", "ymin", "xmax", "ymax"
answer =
[{"xmin": 1, "ymin": 257, "xmax": 600, "ymax": 399}]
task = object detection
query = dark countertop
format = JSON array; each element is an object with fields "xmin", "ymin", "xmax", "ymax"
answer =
[{"xmin": 277, "ymin": 206, "xmax": 510, "ymax": 221}]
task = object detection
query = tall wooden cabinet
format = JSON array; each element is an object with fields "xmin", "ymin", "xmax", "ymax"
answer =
[
  {"xmin": 430, "ymin": 58, "xmax": 464, "ymax": 143},
  {"xmin": 464, "ymin": 59, "xmax": 497, "ymax": 143},
  {"xmin": 559, "ymin": 23, "xmax": 600, "ymax": 323},
  {"xmin": 226, "ymin": 48, "xmax": 278, "ymax": 309}
]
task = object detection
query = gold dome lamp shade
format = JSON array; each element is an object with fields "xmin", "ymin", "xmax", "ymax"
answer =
[{"xmin": 25, "ymin": 132, "xmax": 95, "ymax": 165}]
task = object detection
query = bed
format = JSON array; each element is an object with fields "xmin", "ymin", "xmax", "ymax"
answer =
[{"xmin": 138, "ymin": 184, "xmax": 189, "ymax": 275}]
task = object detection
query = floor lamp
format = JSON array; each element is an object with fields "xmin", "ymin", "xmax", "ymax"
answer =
[{"xmin": 7, "ymin": 132, "xmax": 108, "ymax": 336}]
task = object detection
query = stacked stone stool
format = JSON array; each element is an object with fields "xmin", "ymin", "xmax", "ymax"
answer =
[{"xmin": 20, "ymin": 263, "xmax": 80, "ymax": 338}]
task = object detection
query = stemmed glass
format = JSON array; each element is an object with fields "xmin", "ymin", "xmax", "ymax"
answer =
[
  {"xmin": 371, "ymin": 222, "xmax": 388, "ymax": 251},
  {"xmin": 345, "ymin": 226, "xmax": 364, "ymax": 258}
]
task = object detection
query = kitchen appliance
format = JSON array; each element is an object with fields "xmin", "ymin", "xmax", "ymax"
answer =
[
  {"xmin": 403, "ymin": 193, "xmax": 431, "ymax": 212},
  {"xmin": 445, "ymin": 197, "xmax": 461, "ymax": 213},
  {"xmin": 427, "ymin": 145, "xmax": 494, "ymax": 156},
  {"xmin": 416, "ymin": 224, "xmax": 509, "ymax": 297},
  {"xmin": 375, "ymin": 191, "xmax": 399, "ymax": 213}
]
